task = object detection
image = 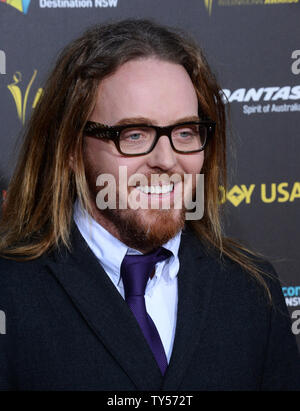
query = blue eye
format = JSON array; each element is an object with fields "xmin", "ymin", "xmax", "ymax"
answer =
[
  {"xmin": 129, "ymin": 133, "xmax": 141, "ymax": 140},
  {"xmin": 120, "ymin": 129, "xmax": 149, "ymax": 143},
  {"xmin": 179, "ymin": 131, "xmax": 192, "ymax": 138}
]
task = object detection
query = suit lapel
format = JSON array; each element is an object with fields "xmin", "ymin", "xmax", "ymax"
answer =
[
  {"xmin": 162, "ymin": 228, "xmax": 217, "ymax": 390},
  {"xmin": 45, "ymin": 223, "xmax": 163, "ymax": 390}
]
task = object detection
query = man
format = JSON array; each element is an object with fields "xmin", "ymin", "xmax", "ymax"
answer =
[{"xmin": 0, "ymin": 19, "xmax": 299, "ymax": 391}]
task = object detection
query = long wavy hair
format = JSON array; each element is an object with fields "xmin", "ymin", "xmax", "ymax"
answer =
[{"xmin": 0, "ymin": 19, "xmax": 271, "ymax": 298}]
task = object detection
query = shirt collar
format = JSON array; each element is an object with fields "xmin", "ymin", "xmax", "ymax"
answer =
[{"xmin": 73, "ymin": 199, "xmax": 181, "ymax": 283}]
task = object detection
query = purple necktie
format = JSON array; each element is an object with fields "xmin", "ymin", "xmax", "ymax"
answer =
[{"xmin": 121, "ymin": 247, "xmax": 172, "ymax": 375}]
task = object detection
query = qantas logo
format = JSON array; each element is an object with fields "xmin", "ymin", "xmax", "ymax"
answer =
[{"xmin": 222, "ymin": 86, "xmax": 300, "ymax": 103}]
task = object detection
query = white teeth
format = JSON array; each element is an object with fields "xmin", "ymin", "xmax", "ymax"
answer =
[{"xmin": 136, "ymin": 183, "xmax": 174, "ymax": 194}]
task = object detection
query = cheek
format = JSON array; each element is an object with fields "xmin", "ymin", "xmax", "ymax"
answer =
[
  {"xmin": 84, "ymin": 138, "xmax": 145, "ymax": 178},
  {"xmin": 178, "ymin": 152, "xmax": 204, "ymax": 175},
  {"xmin": 84, "ymin": 139, "xmax": 116, "ymax": 179}
]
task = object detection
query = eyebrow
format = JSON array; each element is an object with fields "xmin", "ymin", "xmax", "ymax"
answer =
[{"xmin": 114, "ymin": 116, "xmax": 201, "ymax": 126}]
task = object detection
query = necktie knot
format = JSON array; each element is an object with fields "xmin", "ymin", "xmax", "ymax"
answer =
[{"xmin": 121, "ymin": 247, "xmax": 172, "ymax": 297}]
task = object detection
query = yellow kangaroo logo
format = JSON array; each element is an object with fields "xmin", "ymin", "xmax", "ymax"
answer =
[
  {"xmin": 204, "ymin": 0, "xmax": 213, "ymax": 15},
  {"xmin": 7, "ymin": 70, "xmax": 43, "ymax": 124}
]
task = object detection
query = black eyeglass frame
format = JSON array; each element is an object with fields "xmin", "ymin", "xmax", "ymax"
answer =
[{"xmin": 83, "ymin": 119, "xmax": 216, "ymax": 156}]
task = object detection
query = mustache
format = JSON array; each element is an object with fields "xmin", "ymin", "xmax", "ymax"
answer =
[
  {"xmin": 93, "ymin": 170, "xmax": 186, "ymax": 189},
  {"xmin": 131, "ymin": 172, "xmax": 184, "ymax": 187}
]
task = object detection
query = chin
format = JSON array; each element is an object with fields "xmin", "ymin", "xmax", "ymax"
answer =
[{"xmin": 99, "ymin": 206, "xmax": 185, "ymax": 252}]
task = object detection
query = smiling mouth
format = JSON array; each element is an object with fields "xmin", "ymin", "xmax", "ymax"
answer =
[{"xmin": 135, "ymin": 183, "xmax": 174, "ymax": 195}]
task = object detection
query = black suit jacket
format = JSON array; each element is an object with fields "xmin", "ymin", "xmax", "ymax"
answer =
[{"xmin": 0, "ymin": 224, "xmax": 299, "ymax": 391}]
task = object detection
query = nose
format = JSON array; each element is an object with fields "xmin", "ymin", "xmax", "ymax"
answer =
[{"xmin": 146, "ymin": 135, "xmax": 177, "ymax": 171}]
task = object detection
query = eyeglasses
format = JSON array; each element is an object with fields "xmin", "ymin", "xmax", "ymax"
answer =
[{"xmin": 83, "ymin": 120, "xmax": 216, "ymax": 156}]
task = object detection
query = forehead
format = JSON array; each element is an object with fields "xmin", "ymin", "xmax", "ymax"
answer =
[{"xmin": 91, "ymin": 57, "xmax": 198, "ymax": 126}]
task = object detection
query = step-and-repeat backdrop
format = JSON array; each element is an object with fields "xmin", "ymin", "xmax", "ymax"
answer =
[{"xmin": 0, "ymin": 1, "xmax": 299, "ymax": 350}]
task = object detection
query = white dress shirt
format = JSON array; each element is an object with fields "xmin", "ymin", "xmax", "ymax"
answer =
[{"xmin": 73, "ymin": 200, "xmax": 181, "ymax": 362}]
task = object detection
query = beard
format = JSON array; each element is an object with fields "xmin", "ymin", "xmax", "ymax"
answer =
[
  {"xmin": 98, "ymin": 201, "xmax": 186, "ymax": 252},
  {"xmin": 84, "ymin": 163, "xmax": 187, "ymax": 252}
]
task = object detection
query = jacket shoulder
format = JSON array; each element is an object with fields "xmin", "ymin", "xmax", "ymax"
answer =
[
  {"xmin": 181, "ymin": 226, "xmax": 284, "ymax": 302},
  {"xmin": 0, "ymin": 255, "xmax": 47, "ymax": 290}
]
